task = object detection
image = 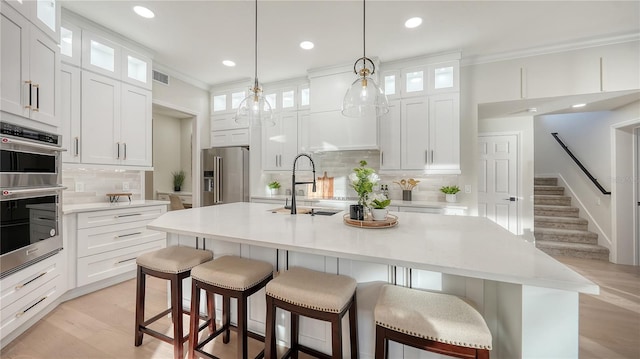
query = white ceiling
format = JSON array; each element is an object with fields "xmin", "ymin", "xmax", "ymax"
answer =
[{"xmin": 61, "ymin": 1, "xmax": 640, "ymax": 88}]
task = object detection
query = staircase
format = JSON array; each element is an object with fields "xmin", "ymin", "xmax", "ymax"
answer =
[{"xmin": 533, "ymin": 177, "xmax": 610, "ymax": 261}]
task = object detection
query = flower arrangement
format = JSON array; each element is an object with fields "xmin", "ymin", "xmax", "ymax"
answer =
[
  {"xmin": 440, "ymin": 185, "xmax": 461, "ymax": 194},
  {"xmin": 369, "ymin": 193, "xmax": 391, "ymax": 209},
  {"xmin": 349, "ymin": 160, "xmax": 380, "ymax": 206}
]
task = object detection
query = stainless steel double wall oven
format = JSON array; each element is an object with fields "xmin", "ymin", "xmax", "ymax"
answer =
[{"xmin": 0, "ymin": 122, "xmax": 65, "ymax": 278}]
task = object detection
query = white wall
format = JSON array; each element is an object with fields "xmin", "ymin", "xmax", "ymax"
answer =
[
  {"xmin": 479, "ymin": 116, "xmax": 535, "ymax": 233},
  {"xmin": 152, "ymin": 114, "xmax": 182, "ymax": 194}
]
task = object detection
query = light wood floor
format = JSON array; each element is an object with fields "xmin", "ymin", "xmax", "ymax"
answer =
[{"xmin": 1, "ymin": 256, "xmax": 638, "ymax": 359}]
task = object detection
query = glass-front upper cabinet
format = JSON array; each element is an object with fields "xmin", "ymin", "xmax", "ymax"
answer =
[
  {"xmin": 60, "ymin": 21, "xmax": 81, "ymax": 66},
  {"xmin": 298, "ymin": 84, "xmax": 310, "ymax": 109},
  {"xmin": 428, "ymin": 61, "xmax": 459, "ymax": 93},
  {"xmin": 401, "ymin": 66, "xmax": 427, "ymax": 97},
  {"xmin": 121, "ymin": 47, "xmax": 152, "ymax": 90},
  {"xmin": 82, "ymin": 30, "xmax": 121, "ymax": 78},
  {"xmin": 381, "ymin": 70, "xmax": 401, "ymax": 100},
  {"xmin": 211, "ymin": 88, "xmax": 247, "ymax": 113},
  {"xmin": 5, "ymin": 0, "xmax": 59, "ymax": 40}
]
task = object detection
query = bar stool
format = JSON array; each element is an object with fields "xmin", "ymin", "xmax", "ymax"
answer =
[
  {"xmin": 188, "ymin": 255, "xmax": 274, "ymax": 359},
  {"xmin": 135, "ymin": 246, "xmax": 214, "ymax": 359},
  {"xmin": 265, "ymin": 267, "xmax": 358, "ymax": 359},
  {"xmin": 374, "ymin": 284, "xmax": 492, "ymax": 359}
]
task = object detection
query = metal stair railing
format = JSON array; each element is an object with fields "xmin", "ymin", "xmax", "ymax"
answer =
[{"xmin": 551, "ymin": 132, "xmax": 611, "ymax": 195}]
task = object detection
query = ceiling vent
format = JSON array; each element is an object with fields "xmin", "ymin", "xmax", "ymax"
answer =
[{"xmin": 152, "ymin": 70, "xmax": 169, "ymax": 85}]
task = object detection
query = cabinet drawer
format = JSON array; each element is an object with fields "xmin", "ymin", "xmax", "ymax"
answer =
[
  {"xmin": 0, "ymin": 255, "xmax": 62, "ymax": 310},
  {"xmin": 77, "ymin": 221, "xmax": 166, "ymax": 257},
  {"xmin": 77, "ymin": 205, "xmax": 166, "ymax": 229},
  {"xmin": 1, "ymin": 274, "xmax": 62, "ymax": 340},
  {"xmin": 76, "ymin": 239, "xmax": 165, "ymax": 287}
]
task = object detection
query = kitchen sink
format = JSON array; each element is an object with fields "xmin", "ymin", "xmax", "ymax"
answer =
[{"xmin": 269, "ymin": 207, "xmax": 342, "ymax": 216}]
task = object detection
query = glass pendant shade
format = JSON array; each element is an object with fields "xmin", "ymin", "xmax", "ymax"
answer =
[
  {"xmin": 235, "ymin": 85, "xmax": 275, "ymax": 127},
  {"xmin": 342, "ymin": 72, "xmax": 389, "ymax": 118}
]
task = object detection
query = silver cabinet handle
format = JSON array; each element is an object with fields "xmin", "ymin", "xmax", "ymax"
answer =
[
  {"xmin": 123, "ymin": 143, "xmax": 127, "ymax": 160},
  {"xmin": 74, "ymin": 137, "xmax": 79, "ymax": 157},
  {"xmin": 381, "ymin": 151, "xmax": 384, "ymax": 165},
  {"xmin": 116, "ymin": 257, "xmax": 137, "ymax": 265},
  {"xmin": 431, "ymin": 150, "xmax": 434, "ymax": 164},
  {"xmin": 115, "ymin": 232, "xmax": 142, "ymax": 239},
  {"xmin": 275, "ymin": 155, "xmax": 278, "ymax": 167},
  {"xmin": 114, "ymin": 213, "xmax": 142, "ymax": 218},
  {"xmin": 424, "ymin": 150, "xmax": 428, "ymax": 164}
]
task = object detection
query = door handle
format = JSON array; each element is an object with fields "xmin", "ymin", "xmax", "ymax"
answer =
[
  {"xmin": 24, "ymin": 81, "xmax": 32, "ymax": 109},
  {"xmin": 503, "ymin": 197, "xmax": 517, "ymax": 202}
]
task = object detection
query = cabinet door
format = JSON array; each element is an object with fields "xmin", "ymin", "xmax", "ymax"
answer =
[
  {"xmin": 81, "ymin": 30, "xmax": 120, "ymax": 79},
  {"xmin": 1, "ymin": 8, "xmax": 30, "ymax": 118},
  {"xmin": 120, "ymin": 84, "xmax": 152, "ymax": 166},
  {"xmin": 428, "ymin": 93, "xmax": 460, "ymax": 174},
  {"xmin": 60, "ymin": 64, "xmax": 80, "ymax": 163},
  {"xmin": 379, "ymin": 100, "xmax": 401, "ymax": 170},
  {"xmin": 280, "ymin": 112, "xmax": 299, "ymax": 169},
  {"xmin": 401, "ymin": 98, "xmax": 429, "ymax": 170},
  {"xmin": 262, "ymin": 115, "xmax": 282, "ymax": 171},
  {"xmin": 29, "ymin": 26, "xmax": 59, "ymax": 127},
  {"xmin": 81, "ymin": 71, "xmax": 120, "ymax": 164},
  {"xmin": 60, "ymin": 20, "xmax": 81, "ymax": 67},
  {"xmin": 211, "ymin": 113, "xmax": 247, "ymax": 131},
  {"xmin": 121, "ymin": 47, "xmax": 151, "ymax": 90},
  {"xmin": 33, "ymin": 0, "xmax": 58, "ymax": 41}
]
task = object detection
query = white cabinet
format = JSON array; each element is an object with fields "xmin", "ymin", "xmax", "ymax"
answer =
[
  {"xmin": 428, "ymin": 93, "xmax": 460, "ymax": 174},
  {"xmin": 1, "ymin": 5, "xmax": 60, "ymax": 128},
  {"xmin": 81, "ymin": 71, "xmax": 152, "ymax": 166},
  {"xmin": 401, "ymin": 97, "xmax": 429, "ymax": 170},
  {"xmin": 0, "ymin": 253, "xmax": 64, "ymax": 343},
  {"xmin": 263, "ymin": 112, "xmax": 298, "ymax": 171},
  {"xmin": 60, "ymin": 63, "xmax": 80, "ymax": 163},
  {"xmin": 121, "ymin": 47, "xmax": 151, "ymax": 90},
  {"xmin": 73, "ymin": 205, "xmax": 167, "ymax": 288},
  {"xmin": 210, "ymin": 128, "xmax": 249, "ymax": 147},
  {"xmin": 379, "ymin": 101, "xmax": 401, "ymax": 170},
  {"xmin": 4, "ymin": 0, "xmax": 59, "ymax": 41},
  {"xmin": 210, "ymin": 113, "xmax": 246, "ymax": 131},
  {"xmin": 59, "ymin": 19, "xmax": 80, "ymax": 66}
]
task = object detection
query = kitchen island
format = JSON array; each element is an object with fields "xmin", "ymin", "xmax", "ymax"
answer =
[{"xmin": 148, "ymin": 202, "xmax": 597, "ymax": 359}]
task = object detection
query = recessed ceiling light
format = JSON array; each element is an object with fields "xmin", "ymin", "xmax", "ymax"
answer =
[
  {"xmin": 405, "ymin": 17, "xmax": 423, "ymax": 29},
  {"xmin": 133, "ymin": 6, "xmax": 155, "ymax": 19},
  {"xmin": 300, "ymin": 41, "xmax": 314, "ymax": 50},
  {"xmin": 222, "ymin": 60, "xmax": 236, "ymax": 67},
  {"xmin": 527, "ymin": 108, "xmax": 538, "ymax": 113},
  {"xmin": 572, "ymin": 103, "xmax": 587, "ymax": 108}
]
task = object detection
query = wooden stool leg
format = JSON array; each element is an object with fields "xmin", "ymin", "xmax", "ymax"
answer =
[
  {"xmin": 349, "ymin": 293, "xmax": 359, "ymax": 359},
  {"xmin": 134, "ymin": 266, "xmax": 146, "ymax": 346},
  {"xmin": 291, "ymin": 313, "xmax": 299, "ymax": 359},
  {"xmin": 331, "ymin": 314, "xmax": 343, "ymax": 359},
  {"xmin": 375, "ymin": 325, "xmax": 386, "ymax": 359},
  {"xmin": 237, "ymin": 295, "xmax": 248, "ymax": 359},
  {"xmin": 222, "ymin": 295, "xmax": 231, "ymax": 344},
  {"xmin": 477, "ymin": 349, "xmax": 490, "ymax": 359},
  {"xmin": 265, "ymin": 296, "xmax": 277, "ymax": 359},
  {"xmin": 170, "ymin": 274, "xmax": 184, "ymax": 359},
  {"xmin": 206, "ymin": 291, "xmax": 215, "ymax": 333},
  {"xmin": 188, "ymin": 281, "xmax": 201, "ymax": 359}
]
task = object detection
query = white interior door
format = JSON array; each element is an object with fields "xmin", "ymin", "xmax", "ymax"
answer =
[
  {"xmin": 636, "ymin": 127, "xmax": 640, "ymax": 265},
  {"xmin": 478, "ymin": 134, "xmax": 519, "ymax": 234}
]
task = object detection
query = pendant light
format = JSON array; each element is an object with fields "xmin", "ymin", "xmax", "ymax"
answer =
[
  {"xmin": 235, "ymin": 0, "xmax": 274, "ymax": 127},
  {"xmin": 342, "ymin": 0, "xmax": 389, "ymax": 118}
]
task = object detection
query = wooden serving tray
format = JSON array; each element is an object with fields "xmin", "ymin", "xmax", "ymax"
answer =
[{"xmin": 343, "ymin": 214, "xmax": 398, "ymax": 229}]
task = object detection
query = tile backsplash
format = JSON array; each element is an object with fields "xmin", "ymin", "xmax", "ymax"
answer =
[
  {"xmin": 264, "ymin": 150, "xmax": 458, "ymax": 202},
  {"xmin": 62, "ymin": 168, "xmax": 143, "ymax": 204}
]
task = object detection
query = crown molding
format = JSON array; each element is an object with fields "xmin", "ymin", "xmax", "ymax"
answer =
[{"xmin": 462, "ymin": 33, "xmax": 640, "ymax": 67}]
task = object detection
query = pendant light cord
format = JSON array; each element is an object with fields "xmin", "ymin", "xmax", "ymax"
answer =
[
  {"xmin": 362, "ymin": 0, "xmax": 366, "ymax": 70},
  {"xmin": 254, "ymin": 0, "xmax": 258, "ymax": 88}
]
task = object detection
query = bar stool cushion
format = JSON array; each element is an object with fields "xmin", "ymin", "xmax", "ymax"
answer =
[
  {"xmin": 191, "ymin": 255, "xmax": 273, "ymax": 291},
  {"xmin": 375, "ymin": 285, "xmax": 492, "ymax": 350},
  {"xmin": 266, "ymin": 267, "xmax": 357, "ymax": 313},
  {"xmin": 136, "ymin": 246, "xmax": 213, "ymax": 274}
]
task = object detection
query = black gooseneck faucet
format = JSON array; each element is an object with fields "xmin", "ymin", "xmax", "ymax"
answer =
[{"xmin": 291, "ymin": 153, "xmax": 316, "ymax": 214}]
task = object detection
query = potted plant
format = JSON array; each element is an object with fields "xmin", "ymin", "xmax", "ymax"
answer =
[
  {"xmin": 369, "ymin": 193, "xmax": 391, "ymax": 221},
  {"xmin": 348, "ymin": 160, "xmax": 380, "ymax": 220},
  {"xmin": 172, "ymin": 170, "xmax": 186, "ymax": 192},
  {"xmin": 267, "ymin": 181, "xmax": 281, "ymax": 196},
  {"xmin": 440, "ymin": 185, "xmax": 461, "ymax": 203}
]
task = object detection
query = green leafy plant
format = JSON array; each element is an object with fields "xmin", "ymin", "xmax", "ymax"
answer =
[
  {"xmin": 440, "ymin": 185, "xmax": 461, "ymax": 194},
  {"xmin": 172, "ymin": 170, "xmax": 186, "ymax": 189},
  {"xmin": 370, "ymin": 193, "xmax": 391, "ymax": 209},
  {"xmin": 349, "ymin": 160, "xmax": 380, "ymax": 206},
  {"xmin": 268, "ymin": 181, "xmax": 281, "ymax": 189}
]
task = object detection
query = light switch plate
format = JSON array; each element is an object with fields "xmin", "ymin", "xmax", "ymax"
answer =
[
  {"xmin": 75, "ymin": 182, "xmax": 84, "ymax": 192},
  {"xmin": 465, "ymin": 185, "xmax": 472, "ymax": 193},
  {"xmin": 122, "ymin": 182, "xmax": 130, "ymax": 191}
]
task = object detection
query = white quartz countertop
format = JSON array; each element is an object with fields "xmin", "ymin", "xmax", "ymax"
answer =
[
  {"xmin": 148, "ymin": 202, "xmax": 598, "ymax": 294},
  {"xmin": 63, "ymin": 200, "xmax": 169, "ymax": 214},
  {"xmin": 251, "ymin": 195, "xmax": 468, "ymax": 210}
]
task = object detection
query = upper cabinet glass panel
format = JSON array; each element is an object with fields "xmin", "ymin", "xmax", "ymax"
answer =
[
  {"xmin": 36, "ymin": 0, "xmax": 56, "ymax": 33},
  {"xmin": 213, "ymin": 94, "xmax": 226, "ymax": 112},
  {"xmin": 300, "ymin": 87, "xmax": 310, "ymax": 107},
  {"xmin": 127, "ymin": 55, "xmax": 147, "ymax": 83},
  {"xmin": 265, "ymin": 93, "xmax": 276, "ymax": 110},
  {"xmin": 384, "ymin": 74, "xmax": 396, "ymax": 96},
  {"xmin": 434, "ymin": 66, "xmax": 454, "ymax": 89},
  {"xmin": 90, "ymin": 40, "xmax": 115, "ymax": 72},
  {"xmin": 405, "ymin": 70, "xmax": 424, "ymax": 93},
  {"xmin": 282, "ymin": 90, "xmax": 295, "ymax": 109},
  {"xmin": 231, "ymin": 91, "xmax": 245, "ymax": 110},
  {"xmin": 60, "ymin": 26, "xmax": 73, "ymax": 57}
]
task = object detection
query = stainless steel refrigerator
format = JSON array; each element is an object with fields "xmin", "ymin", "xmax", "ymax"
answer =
[{"xmin": 202, "ymin": 147, "xmax": 249, "ymax": 206}]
